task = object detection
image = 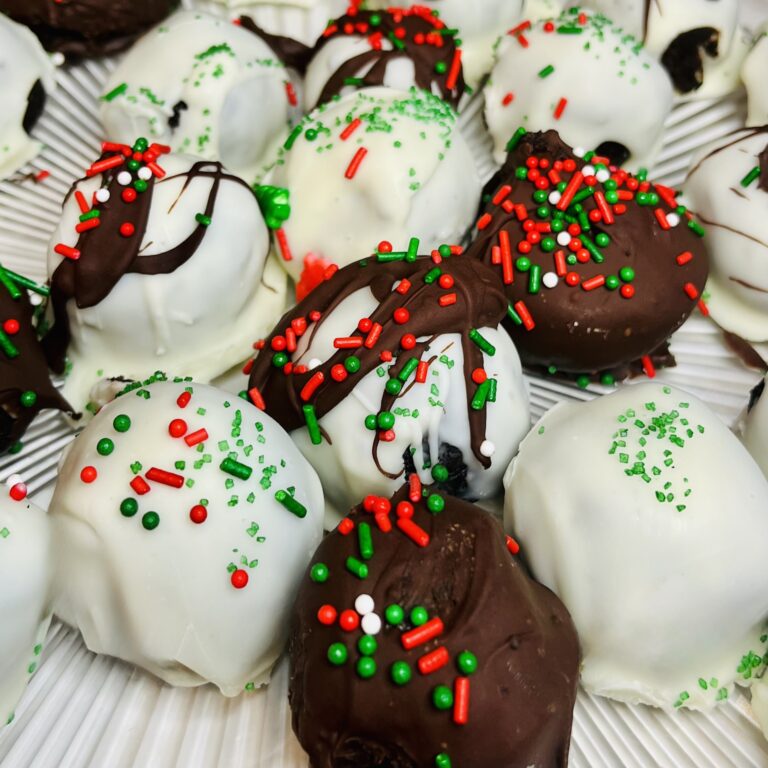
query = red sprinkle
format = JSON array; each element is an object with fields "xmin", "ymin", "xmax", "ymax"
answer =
[
  {"xmin": 408, "ymin": 472, "xmax": 422, "ymax": 503},
  {"xmin": 553, "ymin": 97, "xmax": 567, "ymax": 120},
  {"xmin": 581, "ymin": 275, "xmax": 605, "ymax": 291},
  {"xmin": 415, "ymin": 360, "xmax": 429, "ymax": 383},
  {"xmin": 506, "ymin": 535, "xmax": 520, "ymax": 555},
  {"xmin": 401, "ymin": 617, "xmax": 444, "ymax": 650},
  {"xmin": 248, "ymin": 387, "xmax": 266, "ymax": 410},
  {"xmin": 698, "ymin": 299, "xmax": 710, "ymax": 317},
  {"xmin": 340, "ymin": 118, "xmax": 362, "ymax": 140},
  {"xmin": 654, "ymin": 208, "xmax": 670, "ymax": 230},
  {"xmin": 74, "ymin": 190, "xmax": 90, "ymax": 213},
  {"xmin": 641, "ymin": 355, "xmax": 656, "ymax": 378},
  {"xmin": 676, "ymin": 251, "xmax": 693, "ymax": 266},
  {"xmin": 396, "ymin": 278, "xmax": 411, "ymax": 295},
  {"xmin": 275, "ymin": 227, "xmax": 292, "ymax": 262},
  {"xmin": 130, "ymin": 476, "xmax": 150, "ymax": 495},
  {"xmin": 334, "ymin": 336, "xmax": 363, "ymax": 349},
  {"xmin": 301, "ymin": 371, "xmax": 325, "ymax": 401},
  {"xmin": 345, "ymin": 147, "xmax": 368, "ymax": 179},
  {"xmin": 476, "ymin": 212, "xmax": 492, "ymax": 230},
  {"xmin": 397, "ymin": 517, "xmax": 430, "ymax": 547},
  {"xmin": 374, "ymin": 513, "xmax": 392, "ymax": 532},
  {"xmin": 417, "ymin": 646, "xmax": 449, "ymax": 675},
  {"xmin": 453, "ymin": 678, "xmax": 470, "ymax": 725},
  {"xmin": 338, "ymin": 517, "xmax": 355, "ymax": 535},
  {"xmin": 184, "ymin": 428, "xmax": 208, "ymax": 447},
  {"xmin": 514, "ymin": 300, "xmax": 535, "ymax": 331},
  {"xmin": 438, "ymin": 293, "xmax": 457, "ymax": 307},
  {"xmin": 683, "ymin": 282, "xmax": 699, "ymax": 300},
  {"xmin": 54, "ymin": 243, "xmax": 80, "ymax": 260},
  {"xmin": 177, "ymin": 391, "xmax": 192, "ymax": 408},
  {"xmin": 146, "ymin": 467, "xmax": 184, "ymax": 488},
  {"xmin": 285, "ymin": 81, "xmax": 298, "ymax": 106}
]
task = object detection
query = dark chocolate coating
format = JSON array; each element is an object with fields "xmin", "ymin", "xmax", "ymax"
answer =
[
  {"xmin": 661, "ymin": 27, "xmax": 719, "ymax": 94},
  {"xmin": 465, "ymin": 130, "xmax": 709, "ymax": 376},
  {"xmin": 238, "ymin": 15, "xmax": 313, "ymax": 71},
  {"xmin": 45, "ymin": 149, "xmax": 249, "ymax": 373},
  {"xmin": 22, "ymin": 79, "xmax": 46, "ymax": 136},
  {"xmin": 0, "ymin": 0, "xmax": 177, "ymax": 58},
  {"xmin": 0, "ymin": 279, "xmax": 72, "ymax": 453},
  {"xmin": 306, "ymin": 7, "xmax": 466, "ymax": 109},
  {"xmin": 248, "ymin": 254, "xmax": 509, "ymax": 475},
  {"xmin": 289, "ymin": 485, "xmax": 580, "ymax": 768}
]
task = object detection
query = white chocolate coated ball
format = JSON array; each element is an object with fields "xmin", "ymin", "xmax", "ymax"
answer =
[
  {"xmin": 504, "ymin": 383, "xmax": 768, "ymax": 709},
  {"xmin": 50, "ymin": 379, "xmax": 324, "ymax": 695}
]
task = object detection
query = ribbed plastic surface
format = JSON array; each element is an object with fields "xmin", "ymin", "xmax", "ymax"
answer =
[{"xmin": 1, "ymin": 16, "xmax": 768, "ymax": 768}]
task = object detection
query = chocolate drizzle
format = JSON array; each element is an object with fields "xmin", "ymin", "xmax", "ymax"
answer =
[
  {"xmin": 248, "ymin": 255, "xmax": 509, "ymax": 473},
  {"xmin": 759, "ymin": 142, "xmax": 768, "ymax": 193},
  {"xmin": 0, "ymin": 278, "xmax": 72, "ymax": 452},
  {"xmin": 0, "ymin": 0, "xmax": 177, "ymax": 57},
  {"xmin": 687, "ymin": 126, "xmax": 768, "ymax": 178},
  {"xmin": 289, "ymin": 486, "xmax": 580, "ymax": 768},
  {"xmin": 466, "ymin": 130, "xmax": 709, "ymax": 376},
  {"xmin": 45, "ymin": 152, "xmax": 248, "ymax": 373},
  {"xmin": 305, "ymin": 7, "xmax": 465, "ymax": 109},
  {"xmin": 238, "ymin": 15, "xmax": 312, "ymax": 71}
]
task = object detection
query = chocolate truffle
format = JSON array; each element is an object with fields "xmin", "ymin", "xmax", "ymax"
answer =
[
  {"xmin": 44, "ymin": 139, "xmax": 286, "ymax": 413},
  {"xmin": 50, "ymin": 377, "xmax": 324, "ymax": 695},
  {"xmin": 0, "ymin": 269, "xmax": 72, "ymax": 454},
  {"xmin": 484, "ymin": 8, "xmax": 673, "ymax": 171},
  {"xmin": 743, "ymin": 26, "xmax": 768, "ymax": 127},
  {"xmin": 100, "ymin": 10, "xmax": 293, "ymax": 181},
  {"xmin": 505, "ymin": 382, "xmax": 768, "ymax": 709},
  {"xmin": 581, "ymin": 0, "xmax": 748, "ymax": 98},
  {"xmin": 260, "ymin": 87, "xmax": 481, "ymax": 291},
  {"xmin": 466, "ymin": 129, "xmax": 709, "ymax": 380},
  {"xmin": 366, "ymin": 0, "xmax": 524, "ymax": 85},
  {"xmin": 0, "ymin": 0, "xmax": 176, "ymax": 58},
  {"xmin": 247, "ymin": 249, "xmax": 530, "ymax": 522},
  {"xmin": 303, "ymin": 5, "xmax": 466, "ymax": 111},
  {"xmin": 0, "ymin": 13, "xmax": 56, "ymax": 181},
  {"xmin": 289, "ymin": 485, "xmax": 579, "ymax": 768},
  {"xmin": 0, "ymin": 488, "xmax": 52, "ymax": 727},
  {"xmin": 685, "ymin": 127, "xmax": 768, "ymax": 350}
]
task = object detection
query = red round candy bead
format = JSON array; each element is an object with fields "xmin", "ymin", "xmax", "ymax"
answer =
[
  {"xmin": 358, "ymin": 317, "xmax": 372, "ymax": 332},
  {"xmin": 517, "ymin": 241, "xmax": 532, "ymax": 255},
  {"xmin": 620, "ymin": 284, "xmax": 635, "ymax": 299},
  {"xmin": 330, "ymin": 364, "xmax": 347, "ymax": 382},
  {"xmin": 471, "ymin": 368, "xmax": 487, "ymax": 384},
  {"xmin": 122, "ymin": 188, "xmax": 137, "ymax": 203},
  {"xmin": 9, "ymin": 483, "xmax": 27, "ymax": 501},
  {"xmin": 119, "ymin": 222, "xmax": 135, "ymax": 237},
  {"xmin": 567, "ymin": 223, "xmax": 581, "ymax": 236},
  {"xmin": 576, "ymin": 249, "xmax": 590, "ymax": 263},
  {"xmin": 363, "ymin": 495, "xmax": 377, "ymax": 512},
  {"xmin": 3, "ymin": 319, "xmax": 19, "ymax": 335},
  {"xmin": 396, "ymin": 501, "xmax": 414, "ymax": 519},
  {"xmin": 393, "ymin": 308, "xmax": 409, "ymax": 324},
  {"xmin": 168, "ymin": 418, "xmax": 187, "ymax": 438},
  {"xmin": 80, "ymin": 466, "xmax": 97, "ymax": 483},
  {"xmin": 190, "ymin": 505, "xmax": 207, "ymax": 524},
  {"xmin": 317, "ymin": 605, "xmax": 337, "ymax": 625},
  {"xmin": 563, "ymin": 159, "xmax": 576, "ymax": 172},
  {"xmin": 565, "ymin": 272, "xmax": 581, "ymax": 286},
  {"xmin": 231, "ymin": 569, "xmax": 249, "ymax": 589},
  {"xmin": 378, "ymin": 241, "xmax": 392, "ymax": 253},
  {"xmin": 339, "ymin": 609, "xmax": 360, "ymax": 631},
  {"xmin": 271, "ymin": 336, "xmax": 287, "ymax": 351},
  {"xmin": 438, "ymin": 274, "xmax": 454, "ymax": 289},
  {"xmin": 372, "ymin": 497, "xmax": 391, "ymax": 516},
  {"xmin": 400, "ymin": 333, "xmax": 416, "ymax": 350}
]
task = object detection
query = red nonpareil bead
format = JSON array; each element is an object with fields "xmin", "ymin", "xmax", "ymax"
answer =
[
  {"xmin": 168, "ymin": 419, "xmax": 187, "ymax": 438},
  {"xmin": 122, "ymin": 188, "xmax": 137, "ymax": 203},
  {"xmin": 317, "ymin": 605, "xmax": 337, "ymax": 625},
  {"xmin": 339, "ymin": 609, "xmax": 359, "ymax": 632},
  {"xmin": 119, "ymin": 222, "xmax": 135, "ymax": 237},
  {"xmin": 330, "ymin": 364, "xmax": 348, "ymax": 382},
  {"xmin": 9, "ymin": 483, "xmax": 27, "ymax": 501},
  {"xmin": 396, "ymin": 501, "xmax": 414, "ymax": 519},
  {"xmin": 231, "ymin": 569, "xmax": 249, "ymax": 589},
  {"xmin": 358, "ymin": 317, "xmax": 373, "ymax": 333},
  {"xmin": 363, "ymin": 495, "xmax": 377, "ymax": 512},
  {"xmin": 3, "ymin": 319, "xmax": 19, "ymax": 335},
  {"xmin": 438, "ymin": 274, "xmax": 454, "ymax": 289},
  {"xmin": 471, "ymin": 368, "xmax": 487, "ymax": 384},
  {"xmin": 393, "ymin": 308, "xmax": 410, "ymax": 324},
  {"xmin": 190, "ymin": 505, "xmax": 207, "ymax": 524},
  {"xmin": 401, "ymin": 333, "xmax": 416, "ymax": 350},
  {"xmin": 80, "ymin": 466, "xmax": 97, "ymax": 483},
  {"xmin": 372, "ymin": 497, "xmax": 391, "ymax": 516}
]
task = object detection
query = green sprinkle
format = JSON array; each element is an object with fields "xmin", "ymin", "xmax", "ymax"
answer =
[
  {"xmin": 538, "ymin": 64, "xmax": 555, "ymax": 78},
  {"xmin": 220, "ymin": 457, "xmax": 253, "ymax": 481},
  {"xmin": 506, "ymin": 303, "xmax": 523, "ymax": 326},
  {"xmin": 471, "ymin": 380, "xmax": 491, "ymax": 410},
  {"xmin": 433, "ymin": 685, "xmax": 454, "ymax": 710},
  {"xmin": 303, "ymin": 404, "xmax": 322, "ymax": 445},
  {"xmin": 284, "ymin": 124, "xmax": 303, "ymax": 150},
  {"xmin": 79, "ymin": 209, "xmax": 100, "ymax": 222},
  {"xmin": 528, "ymin": 263, "xmax": 541, "ymax": 294},
  {"xmin": 195, "ymin": 213, "xmax": 212, "ymax": 227},
  {"xmin": 741, "ymin": 166, "xmax": 761, "ymax": 187},
  {"xmin": 346, "ymin": 556, "xmax": 368, "ymax": 579},
  {"xmin": 275, "ymin": 489, "xmax": 307, "ymax": 518},
  {"xmin": 687, "ymin": 219, "xmax": 706, "ymax": 237},
  {"xmin": 406, "ymin": 237, "xmax": 420, "ymax": 262},
  {"xmin": 506, "ymin": 127, "xmax": 527, "ymax": 152},
  {"xmin": 398, "ymin": 357, "xmax": 420, "ymax": 382},
  {"xmin": 102, "ymin": 82, "xmax": 128, "ymax": 101},
  {"xmin": 358, "ymin": 521, "xmax": 374, "ymax": 560},
  {"xmin": 468, "ymin": 328, "xmax": 495, "ymax": 356},
  {"xmin": 487, "ymin": 378, "xmax": 497, "ymax": 403},
  {"xmin": 424, "ymin": 266, "xmax": 442, "ymax": 284}
]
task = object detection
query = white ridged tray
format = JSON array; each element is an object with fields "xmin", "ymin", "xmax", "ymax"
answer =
[{"xmin": 2, "ymin": 7, "xmax": 768, "ymax": 768}]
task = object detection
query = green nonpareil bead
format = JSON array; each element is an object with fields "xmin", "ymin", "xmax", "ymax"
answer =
[
  {"xmin": 310, "ymin": 563, "xmax": 329, "ymax": 583},
  {"xmin": 142, "ymin": 511, "xmax": 160, "ymax": 530},
  {"xmin": 434, "ymin": 61, "xmax": 447, "ymax": 74},
  {"xmin": 619, "ymin": 266, "xmax": 635, "ymax": 283},
  {"xmin": 390, "ymin": 661, "xmax": 412, "ymax": 685},
  {"xmin": 427, "ymin": 494, "xmax": 445, "ymax": 513},
  {"xmin": 120, "ymin": 498, "xmax": 138, "ymax": 517},
  {"xmin": 435, "ymin": 754, "xmax": 452, "ymax": 768},
  {"xmin": 358, "ymin": 634, "xmax": 377, "ymax": 656},
  {"xmin": 134, "ymin": 179, "xmax": 148, "ymax": 193},
  {"xmin": 345, "ymin": 356, "xmax": 361, "ymax": 373},
  {"xmin": 97, "ymin": 438, "xmax": 114, "ymax": 456},
  {"xmin": 537, "ymin": 206, "xmax": 551, "ymax": 220},
  {"xmin": 605, "ymin": 275, "xmax": 620, "ymax": 290},
  {"xmin": 113, "ymin": 414, "xmax": 131, "ymax": 432},
  {"xmin": 431, "ymin": 464, "xmax": 449, "ymax": 482},
  {"xmin": 385, "ymin": 604, "xmax": 404, "ymax": 625},
  {"xmin": 377, "ymin": 411, "xmax": 395, "ymax": 430},
  {"xmin": 576, "ymin": 375, "xmax": 590, "ymax": 389},
  {"xmin": 515, "ymin": 257, "xmax": 531, "ymax": 272},
  {"xmin": 272, "ymin": 352, "xmax": 289, "ymax": 368},
  {"xmin": 410, "ymin": 606, "xmax": 428, "ymax": 626},
  {"xmin": 328, "ymin": 643, "xmax": 347, "ymax": 666},
  {"xmin": 457, "ymin": 650, "xmax": 478, "ymax": 675},
  {"xmin": 385, "ymin": 378, "xmax": 402, "ymax": 396},
  {"xmin": 595, "ymin": 233, "xmax": 610, "ymax": 247},
  {"xmin": 432, "ymin": 685, "xmax": 454, "ymax": 710},
  {"xmin": 19, "ymin": 391, "xmax": 36, "ymax": 407},
  {"xmin": 356, "ymin": 657, "xmax": 376, "ymax": 679},
  {"xmin": 532, "ymin": 189, "xmax": 548, "ymax": 203},
  {"xmin": 365, "ymin": 414, "xmax": 378, "ymax": 431},
  {"xmin": 540, "ymin": 236, "xmax": 556, "ymax": 252}
]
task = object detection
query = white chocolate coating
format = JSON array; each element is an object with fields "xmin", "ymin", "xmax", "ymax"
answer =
[
  {"xmin": 741, "ymin": 376, "xmax": 768, "ymax": 480},
  {"xmin": 263, "ymin": 87, "xmax": 481, "ymax": 285},
  {"xmin": 0, "ymin": 492, "xmax": 51, "ymax": 727},
  {"xmin": 282, "ymin": 286, "xmax": 530, "ymax": 523},
  {"xmin": 50, "ymin": 379, "xmax": 324, "ymax": 695},
  {"xmin": 484, "ymin": 9, "xmax": 673, "ymax": 170},
  {"xmin": 181, "ymin": 0, "xmax": 349, "ymax": 45},
  {"xmin": 743, "ymin": 27, "xmax": 768, "ymax": 126},
  {"xmin": 366, "ymin": 0, "xmax": 524, "ymax": 85},
  {"xmin": 47, "ymin": 151, "xmax": 287, "ymax": 414},
  {"xmin": 504, "ymin": 382, "xmax": 768, "ymax": 709},
  {"xmin": 0, "ymin": 13, "xmax": 56, "ymax": 181},
  {"xmin": 101, "ymin": 10, "xmax": 292, "ymax": 181},
  {"xmin": 685, "ymin": 128, "xmax": 768, "ymax": 343},
  {"xmin": 581, "ymin": 0, "xmax": 746, "ymax": 99}
]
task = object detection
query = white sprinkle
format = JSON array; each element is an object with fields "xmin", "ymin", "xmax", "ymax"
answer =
[
  {"xmin": 6, "ymin": 474, "xmax": 23, "ymax": 488},
  {"xmin": 596, "ymin": 169, "xmax": 610, "ymax": 183},
  {"xmin": 582, "ymin": 164, "xmax": 595, "ymax": 177},
  {"xmin": 95, "ymin": 188, "xmax": 110, "ymax": 203},
  {"xmin": 542, "ymin": 272, "xmax": 558, "ymax": 289},
  {"xmin": 355, "ymin": 594, "xmax": 375, "ymax": 616},
  {"xmin": 361, "ymin": 612, "xmax": 382, "ymax": 636},
  {"xmin": 51, "ymin": 52, "xmax": 65, "ymax": 67},
  {"xmin": 556, "ymin": 231, "xmax": 571, "ymax": 246},
  {"xmin": 117, "ymin": 171, "xmax": 132, "ymax": 186},
  {"xmin": 479, "ymin": 440, "xmax": 496, "ymax": 457},
  {"xmin": 308, "ymin": 358, "xmax": 322, "ymax": 370},
  {"xmin": 29, "ymin": 293, "xmax": 43, "ymax": 307},
  {"xmin": 666, "ymin": 213, "xmax": 680, "ymax": 227},
  {"xmin": 138, "ymin": 167, "xmax": 153, "ymax": 181},
  {"xmin": 548, "ymin": 191, "xmax": 561, "ymax": 205},
  {"xmin": 573, "ymin": 147, "xmax": 586, "ymax": 158}
]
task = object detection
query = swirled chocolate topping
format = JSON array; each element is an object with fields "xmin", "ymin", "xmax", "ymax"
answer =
[
  {"xmin": 248, "ymin": 249, "xmax": 508, "ymax": 470},
  {"xmin": 289, "ymin": 484, "xmax": 580, "ymax": 768},
  {"xmin": 237, "ymin": 15, "xmax": 313, "ymax": 71},
  {"xmin": 45, "ymin": 139, "xmax": 250, "ymax": 372},
  {"xmin": 465, "ymin": 129, "xmax": 709, "ymax": 379},
  {"xmin": 307, "ymin": 5, "xmax": 466, "ymax": 109},
  {"xmin": 0, "ymin": 270, "xmax": 72, "ymax": 453},
  {"xmin": 0, "ymin": 0, "xmax": 177, "ymax": 58}
]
